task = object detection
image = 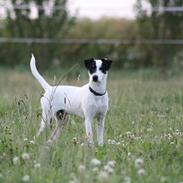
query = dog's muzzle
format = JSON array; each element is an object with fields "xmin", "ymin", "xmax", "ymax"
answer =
[{"xmin": 92, "ymin": 75, "xmax": 98, "ymax": 82}]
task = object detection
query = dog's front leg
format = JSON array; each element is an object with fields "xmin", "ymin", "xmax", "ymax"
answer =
[
  {"xmin": 97, "ymin": 114, "xmax": 105, "ymax": 146},
  {"xmin": 84, "ymin": 118, "xmax": 94, "ymax": 146}
]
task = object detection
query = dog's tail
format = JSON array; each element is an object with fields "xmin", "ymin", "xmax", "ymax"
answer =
[{"xmin": 30, "ymin": 54, "xmax": 50, "ymax": 91}]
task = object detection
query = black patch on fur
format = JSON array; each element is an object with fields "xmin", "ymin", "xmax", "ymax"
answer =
[
  {"xmin": 56, "ymin": 110, "xmax": 67, "ymax": 120},
  {"xmin": 100, "ymin": 58, "xmax": 112, "ymax": 74},
  {"xmin": 84, "ymin": 58, "xmax": 97, "ymax": 74}
]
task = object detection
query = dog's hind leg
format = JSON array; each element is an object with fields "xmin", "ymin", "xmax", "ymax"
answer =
[
  {"xmin": 37, "ymin": 111, "xmax": 52, "ymax": 137},
  {"xmin": 37, "ymin": 97, "xmax": 53, "ymax": 137},
  {"xmin": 47, "ymin": 110, "xmax": 67, "ymax": 144}
]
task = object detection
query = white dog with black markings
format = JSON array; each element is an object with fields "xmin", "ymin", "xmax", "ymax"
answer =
[{"xmin": 30, "ymin": 55, "xmax": 112, "ymax": 146}]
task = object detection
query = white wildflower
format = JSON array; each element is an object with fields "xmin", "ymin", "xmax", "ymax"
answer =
[
  {"xmin": 122, "ymin": 143, "xmax": 126, "ymax": 147},
  {"xmin": 104, "ymin": 165, "xmax": 114, "ymax": 174},
  {"xmin": 78, "ymin": 164, "xmax": 85, "ymax": 174},
  {"xmin": 137, "ymin": 168, "xmax": 145, "ymax": 176},
  {"xmin": 34, "ymin": 163, "xmax": 41, "ymax": 169},
  {"xmin": 13, "ymin": 156, "xmax": 20, "ymax": 165},
  {"xmin": 92, "ymin": 167, "xmax": 99, "ymax": 173},
  {"xmin": 167, "ymin": 133, "xmax": 172, "ymax": 140},
  {"xmin": 127, "ymin": 152, "xmax": 132, "ymax": 157},
  {"xmin": 98, "ymin": 171, "xmax": 109, "ymax": 182},
  {"xmin": 29, "ymin": 140, "xmax": 35, "ymax": 144},
  {"xmin": 124, "ymin": 176, "xmax": 131, "ymax": 183},
  {"xmin": 107, "ymin": 139, "xmax": 116, "ymax": 145},
  {"xmin": 22, "ymin": 175, "xmax": 30, "ymax": 182},
  {"xmin": 135, "ymin": 158, "xmax": 144, "ymax": 169},
  {"xmin": 47, "ymin": 139, "xmax": 52, "ymax": 145},
  {"xmin": 126, "ymin": 131, "xmax": 131, "ymax": 136},
  {"xmin": 107, "ymin": 139, "xmax": 112, "ymax": 144},
  {"xmin": 91, "ymin": 158, "xmax": 101, "ymax": 166},
  {"xmin": 72, "ymin": 137, "xmax": 79, "ymax": 144},
  {"xmin": 24, "ymin": 138, "xmax": 28, "ymax": 141},
  {"xmin": 116, "ymin": 142, "xmax": 121, "ymax": 145},
  {"xmin": 22, "ymin": 153, "xmax": 30, "ymax": 161},
  {"xmin": 107, "ymin": 160, "xmax": 116, "ymax": 168}
]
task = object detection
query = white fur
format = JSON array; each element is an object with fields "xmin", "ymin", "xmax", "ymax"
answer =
[{"xmin": 30, "ymin": 55, "xmax": 109, "ymax": 146}]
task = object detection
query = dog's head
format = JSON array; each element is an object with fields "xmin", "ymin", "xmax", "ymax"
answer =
[{"xmin": 84, "ymin": 58, "xmax": 112, "ymax": 83}]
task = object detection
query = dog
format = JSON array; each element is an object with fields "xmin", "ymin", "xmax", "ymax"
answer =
[{"xmin": 30, "ymin": 55, "xmax": 112, "ymax": 146}]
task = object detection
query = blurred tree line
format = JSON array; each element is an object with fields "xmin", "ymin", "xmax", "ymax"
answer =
[
  {"xmin": 135, "ymin": 0, "xmax": 183, "ymax": 69},
  {"xmin": 0, "ymin": 0, "xmax": 74, "ymax": 68},
  {"xmin": 0, "ymin": 0, "xmax": 183, "ymax": 69}
]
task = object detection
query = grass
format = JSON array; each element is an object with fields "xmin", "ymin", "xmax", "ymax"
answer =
[{"xmin": 0, "ymin": 67, "xmax": 183, "ymax": 183}]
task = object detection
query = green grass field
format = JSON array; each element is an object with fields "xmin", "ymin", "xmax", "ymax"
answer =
[{"xmin": 0, "ymin": 68, "xmax": 183, "ymax": 183}]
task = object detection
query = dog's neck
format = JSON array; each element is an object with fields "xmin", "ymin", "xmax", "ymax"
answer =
[{"xmin": 89, "ymin": 79, "xmax": 107, "ymax": 96}]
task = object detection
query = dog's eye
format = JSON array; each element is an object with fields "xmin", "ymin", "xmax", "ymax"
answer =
[
  {"xmin": 90, "ymin": 63, "xmax": 95, "ymax": 68},
  {"xmin": 89, "ymin": 62, "xmax": 97, "ymax": 74},
  {"xmin": 99, "ymin": 67, "xmax": 106, "ymax": 74},
  {"xmin": 90, "ymin": 66, "xmax": 96, "ymax": 72}
]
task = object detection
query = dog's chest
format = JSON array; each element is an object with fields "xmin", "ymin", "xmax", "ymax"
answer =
[{"xmin": 88, "ymin": 95, "xmax": 108, "ymax": 114}]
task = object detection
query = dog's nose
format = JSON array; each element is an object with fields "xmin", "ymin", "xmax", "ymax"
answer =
[{"xmin": 93, "ymin": 75, "xmax": 98, "ymax": 82}]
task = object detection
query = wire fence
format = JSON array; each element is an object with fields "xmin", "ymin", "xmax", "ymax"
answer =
[
  {"xmin": 152, "ymin": 6, "xmax": 183, "ymax": 12},
  {"xmin": 0, "ymin": 4, "xmax": 65, "ymax": 10},
  {"xmin": 0, "ymin": 3, "xmax": 183, "ymax": 67},
  {"xmin": 0, "ymin": 37, "xmax": 183, "ymax": 45},
  {"xmin": 1, "ymin": 4, "xmax": 183, "ymax": 12}
]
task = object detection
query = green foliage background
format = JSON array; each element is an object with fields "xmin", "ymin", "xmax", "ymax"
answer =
[{"xmin": 0, "ymin": 0, "xmax": 183, "ymax": 69}]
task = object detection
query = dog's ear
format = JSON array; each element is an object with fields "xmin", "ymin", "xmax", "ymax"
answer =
[
  {"xmin": 84, "ymin": 58, "xmax": 95, "ymax": 69},
  {"xmin": 101, "ymin": 58, "xmax": 112, "ymax": 71}
]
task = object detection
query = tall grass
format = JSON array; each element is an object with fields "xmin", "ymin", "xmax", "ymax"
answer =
[{"xmin": 0, "ymin": 68, "xmax": 183, "ymax": 183}]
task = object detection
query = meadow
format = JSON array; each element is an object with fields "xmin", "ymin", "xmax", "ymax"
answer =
[{"xmin": 0, "ymin": 67, "xmax": 183, "ymax": 183}]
